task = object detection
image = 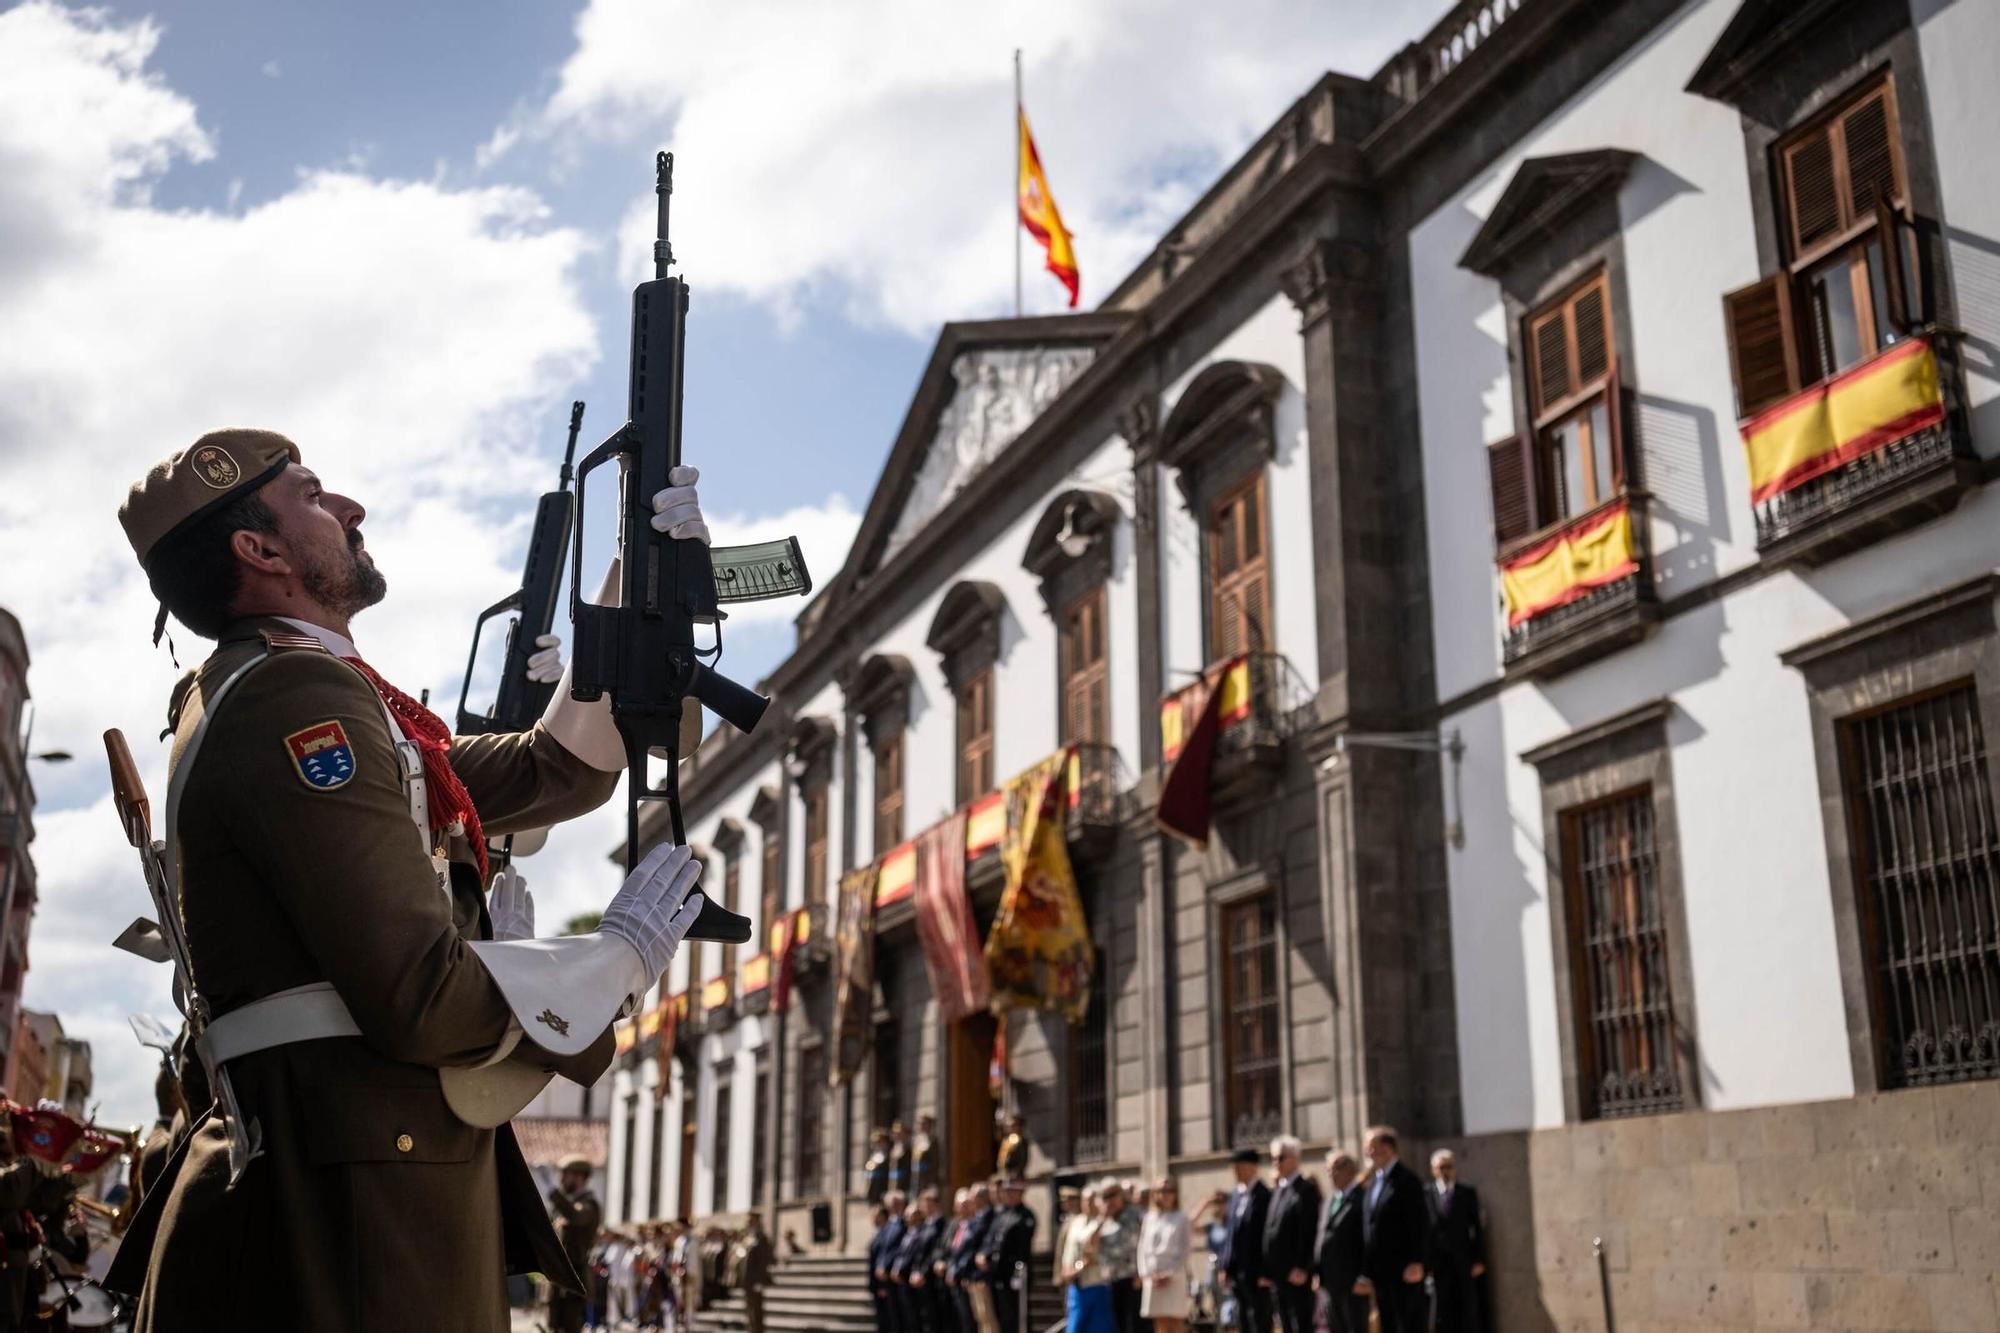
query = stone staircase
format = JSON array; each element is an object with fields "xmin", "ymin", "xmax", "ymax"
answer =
[{"xmin": 691, "ymin": 1252, "xmax": 1065, "ymax": 1333}]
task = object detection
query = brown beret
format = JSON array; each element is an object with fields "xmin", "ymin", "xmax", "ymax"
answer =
[
  {"xmin": 119, "ymin": 429, "xmax": 301, "ymax": 571},
  {"xmin": 556, "ymin": 1153, "xmax": 593, "ymax": 1174}
]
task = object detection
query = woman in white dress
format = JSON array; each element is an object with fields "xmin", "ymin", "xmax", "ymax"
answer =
[{"xmin": 1136, "ymin": 1175, "xmax": 1192, "ymax": 1329}]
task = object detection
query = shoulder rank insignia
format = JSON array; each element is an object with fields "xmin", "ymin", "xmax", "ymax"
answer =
[
  {"xmin": 261, "ymin": 629, "xmax": 330, "ymax": 653},
  {"xmin": 285, "ymin": 720, "xmax": 356, "ymax": 790}
]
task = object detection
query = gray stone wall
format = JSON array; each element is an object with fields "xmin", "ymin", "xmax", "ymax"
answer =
[{"xmin": 1451, "ymin": 1083, "xmax": 2000, "ymax": 1332}]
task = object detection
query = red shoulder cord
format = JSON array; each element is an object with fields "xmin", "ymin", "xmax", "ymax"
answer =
[{"xmin": 340, "ymin": 656, "xmax": 489, "ymax": 883}]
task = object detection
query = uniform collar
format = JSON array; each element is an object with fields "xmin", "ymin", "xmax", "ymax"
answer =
[{"xmin": 273, "ymin": 615, "xmax": 360, "ymax": 659}]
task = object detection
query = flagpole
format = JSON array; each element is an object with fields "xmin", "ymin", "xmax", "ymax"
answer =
[{"xmin": 1013, "ymin": 48, "xmax": 1023, "ymax": 319}]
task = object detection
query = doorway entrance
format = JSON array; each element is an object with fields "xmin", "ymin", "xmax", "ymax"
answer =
[{"xmin": 945, "ymin": 1011, "xmax": 998, "ymax": 1190}]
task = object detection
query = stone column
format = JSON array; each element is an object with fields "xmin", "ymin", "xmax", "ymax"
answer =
[
  {"xmin": 1122, "ymin": 394, "xmax": 1176, "ymax": 1173},
  {"xmin": 1281, "ymin": 233, "xmax": 1460, "ymax": 1139}
]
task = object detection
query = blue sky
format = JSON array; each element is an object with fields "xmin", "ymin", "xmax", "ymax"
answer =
[{"xmin": 0, "ymin": 0, "xmax": 1448, "ymax": 1126}]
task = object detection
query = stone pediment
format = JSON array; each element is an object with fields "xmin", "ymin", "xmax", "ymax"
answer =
[
  {"xmin": 823, "ymin": 314, "xmax": 1129, "ymax": 610},
  {"xmin": 880, "ymin": 342, "xmax": 1097, "ymax": 559},
  {"xmin": 1459, "ymin": 150, "xmax": 1636, "ymax": 278}
]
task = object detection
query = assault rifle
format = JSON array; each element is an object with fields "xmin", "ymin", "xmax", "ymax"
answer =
[
  {"xmin": 569, "ymin": 151, "xmax": 811, "ymax": 944},
  {"xmin": 456, "ymin": 400, "xmax": 586, "ymax": 736}
]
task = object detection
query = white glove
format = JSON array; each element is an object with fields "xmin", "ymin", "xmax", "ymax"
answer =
[
  {"xmin": 488, "ymin": 865, "xmax": 535, "ymax": 941},
  {"xmin": 525, "ymin": 633, "xmax": 564, "ymax": 685},
  {"xmin": 599, "ymin": 841, "xmax": 706, "ymax": 984},
  {"xmin": 650, "ymin": 465, "xmax": 711, "ymax": 545}
]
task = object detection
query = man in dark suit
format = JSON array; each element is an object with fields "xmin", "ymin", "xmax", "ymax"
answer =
[
  {"xmin": 1259, "ymin": 1136, "xmax": 1322, "ymax": 1333},
  {"xmin": 1426, "ymin": 1150, "xmax": 1488, "ymax": 1333},
  {"xmin": 1214, "ymin": 1147, "xmax": 1271, "ymax": 1333},
  {"xmin": 948, "ymin": 1184, "xmax": 995, "ymax": 1333},
  {"xmin": 892, "ymin": 1188, "xmax": 945, "ymax": 1333},
  {"xmin": 1360, "ymin": 1127, "xmax": 1430, "ymax": 1333},
  {"xmin": 869, "ymin": 1193, "xmax": 908, "ymax": 1333},
  {"xmin": 1313, "ymin": 1151, "xmax": 1368, "ymax": 1333}
]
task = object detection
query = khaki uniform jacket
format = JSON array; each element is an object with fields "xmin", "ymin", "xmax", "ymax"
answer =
[{"xmin": 111, "ymin": 618, "xmax": 619, "ymax": 1333}]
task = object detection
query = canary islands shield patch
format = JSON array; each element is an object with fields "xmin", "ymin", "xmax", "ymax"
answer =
[{"xmin": 286, "ymin": 720, "xmax": 356, "ymax": 790}]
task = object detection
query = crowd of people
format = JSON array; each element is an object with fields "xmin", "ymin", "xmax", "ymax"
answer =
[
  {"xmin": 867, "ymin": 1124, "xmax": 1489, "ymax": 1333},
  {"xmin": 1203, "ymin": 1127, "xmax": 1487, "ymax": 1333},
  {"xmin": 571, "ymin": 1212, "xmax": 776, "ymax": 1333}
]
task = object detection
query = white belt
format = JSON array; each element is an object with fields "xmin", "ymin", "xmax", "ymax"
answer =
[{"xmin": 193, "ymin": 982, "xmax": 362, "ymax": 1067}]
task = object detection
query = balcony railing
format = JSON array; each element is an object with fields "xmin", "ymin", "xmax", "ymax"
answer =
[
  {"xmin": 1379, "ymin": 0, "xmax": 1525, "ymax": 104},
  {"xmin": 1159, "ymin": 651, "xmax": 1307, "ymax": 766},
  {"xmin": 1743, "ymin": 338, "xmax": 1973, "ymax": 561},
  {"xmin": 873, "ymin": 743, "xmax": 1133, "ymax": 916},
  {"xmin": 1498, "ymin": 493, "xmax": 1658, "ymax": 677}
]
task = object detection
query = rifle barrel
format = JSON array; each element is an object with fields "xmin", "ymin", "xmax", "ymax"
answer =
[{"xmin": 654, "ymin": 151, "xmax": 674, "ymax": 278}]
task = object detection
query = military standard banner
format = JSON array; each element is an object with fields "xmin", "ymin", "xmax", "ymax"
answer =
[
  {"xmin": 985, "ymin": 750, "xmax": 1093, "ymax": 1023},
  {"xmin": 913, "ymin": 810, "xmax": 987, "ymax": 1022},
  {"xmin": 831, "ymin": 863, "xmax": 880, "ymax": 1084}
]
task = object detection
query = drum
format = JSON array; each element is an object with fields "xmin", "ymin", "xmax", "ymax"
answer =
[{"xmin": 39, "ymin": 1276, "xmax": 120, "ymax": 1329}]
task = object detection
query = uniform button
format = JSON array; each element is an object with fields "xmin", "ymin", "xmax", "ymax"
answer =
[{"xmin": 396, "ymin": 1134, "xmax": 414, "ymax": 1153}]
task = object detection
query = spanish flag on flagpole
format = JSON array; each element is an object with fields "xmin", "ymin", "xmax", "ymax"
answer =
[{"xmin": 1018, "ymin": 105, "xmax": 1080, "ymax": 308}]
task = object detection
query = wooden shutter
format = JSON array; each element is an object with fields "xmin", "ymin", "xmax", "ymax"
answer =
[
  {"xmin": 1781, "ymin": 78, "xmax": 1905, "ymax": 264},
  {"xmin": 874, "ymin": 734, "xmax": 902, "ymax": 852},
  {"xmin": 1722, "ymin": 273, "xmax": 1801, "ymax": 417},
  {"xmin": 1841, "ymin": 88, "xmax": 1899, "ymax": 221},
  {"xmin": 1874, "ymin": 193, "xmax": 1913, "ymax": 335},
  {"xmin": 760, "ymin": 830, "xmax": 780, "ymax": 943},
  {"xmin": 1207, "ymin": 473, "xmax": 1270, "ymax": 660},
  {"xmin": 1060, "ymin": 587, "xmax": 1109, "ymax": 744},
  {"xmin": 1488, "ymin": 435, "xmax": 1534, "ymax": 546},
  {"xmin": 957, "ymin": 669, "xmax": 993, "ymax": 801},
  {"xmin": 722, "ymin": 856, "xmax": 742, "ymax": 974},
  {"xmin": 804, "ymin": 786, "xmax": 828, "ymax": 908},
  {"xmin": 1782, "ymin": 125, "xmax": 1843, "ymax": 257},
  {"xmin": 1527, "ymin": 270, "xmax": 1615, "ymax": 421}
]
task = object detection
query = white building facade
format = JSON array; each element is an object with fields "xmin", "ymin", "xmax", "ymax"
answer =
[{"xmin": 601, "ymin": 1, "xmax": 2000, "ymax": 1324}]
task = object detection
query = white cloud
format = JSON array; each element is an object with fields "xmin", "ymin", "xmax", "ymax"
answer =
[
  {"xmin": 495, "ymin": 0, "xmax": 1447, "ymax": 333},
  {"xmin": 0, "ymin": 1, "xmax": 614, "ymax": 1128}
]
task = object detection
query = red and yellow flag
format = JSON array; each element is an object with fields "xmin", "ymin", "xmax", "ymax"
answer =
[{"xmin": 1018, "ymin": 108, "xmax": 1079, "ymax": 307}]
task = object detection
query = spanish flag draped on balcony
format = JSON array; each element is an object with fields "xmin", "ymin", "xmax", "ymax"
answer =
[
  {"xmin": 1157, "ymin": 655, "xmax": 1251, "ymax": 847},
  {"xmin": 1739, "ymin": 337, "xmax": 1944, "ymax": 503},
  {"xmin": 1018, "ymin": 106, "xmax": 1080, "ymax": 308},
  {"xmin": 985, "ymin": 751, "xmax": 1093, "ymax": 1023},
  {"xmin": 1498, "ymin": 501, "xmax": 1637, "ymax": 628},
  {"xmin": 831, "ymin": 864, "xmax": 879, "ymax": 1085}
]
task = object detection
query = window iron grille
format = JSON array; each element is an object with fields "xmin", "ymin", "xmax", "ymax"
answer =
[
  {"xmin": 1221, "ymin": 895, "xmax": 1283, "ymax": 1148},
  {"xmin": 1564, "ymin": 789, "xmax": 1685, "ymax": 1119},
  {"xmin": 1844, "ymin": 684, "xmax": 2000, "ymax": 1089},
  {"xmin": 1069, "ymin": 949, "xmax": 1110, "ymax": 1164},
  {"xmin": 796, "ymin": 1045, "xmax": 826, "ymax": 1197}
]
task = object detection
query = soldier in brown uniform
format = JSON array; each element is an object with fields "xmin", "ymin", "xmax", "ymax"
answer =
[
  {"xmin": 548, "ymin": 1154, "xmax": 603, "ymax": 1333},
  {"xmin": 107, "ymin": 429, "xmax": 714, "ymax": 1332}
]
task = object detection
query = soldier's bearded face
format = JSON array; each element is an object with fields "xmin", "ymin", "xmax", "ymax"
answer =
[{"xmin": 295, "ymin": 523, "xmax": 387, "ymax": 617}]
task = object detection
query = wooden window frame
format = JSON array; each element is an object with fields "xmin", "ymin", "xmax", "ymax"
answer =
[
  {"xmin": 1067, "ymin": 945, "xmax": 1111, "ymax": 1163},
  {"xmin": 1525, "ymin": 700, "xmax": 1702, "ymax": 1122},
  {"xmin": 1558, "ymin": 785, "xmax": 1688, "ymax": 1119},
  {"xmin": 1725, "ymin": 72, "xmax": 1916, "ymax": 416},
  {"xmin": 620, "ymin": 1092, "xmax": 639, "ymax": 1221},
  {"xmin": 873, "ymin": 729, "xmax": 904, "ymax": 855},
  {"xmin": 802, "ymin": 782, "xmax": 830, "ymax": 912},
  {"xmin": 649, "ymin": 1096, "xmax": 667, "ymax": 1220},
  {"xmin": 721, "ymin": 854, "xmax": 743, "ymax": 978},
  {"xmin": 1205, "ymin": 470, "xmax": 1272, "ymax": 663},
  {"xmin": 1217, "ymin": 892, "xmax": 1284, "ymax": 1149},
  {"xmin": 751, "ymin": 1053, "xmax": 771, "ymax": 1206},
  {"xmin": 1784, "ymin": 574, "xmax": 2000, "ymax": 1093},
  {"xmin": 1521, "ymin": 268, "xmax": 1624, "ymax": 527},
  {"xmin": 956, "ymin": 667, "xmax": 995, "ymax": 805},
  {"xmin": 1059, "ymin": 584, "xmax": 1110, "ymax": 746},
  {"xmin": 760, "ymin": 827, "xmax": 782, "ymax": 950},
  {"xmin": 711, "ymin": 1070, "xmax": 733, "ymax": 1215},
  {"xmin": 795, "ymin": 1042, "xmax": 826, "ymax": 1198}
]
